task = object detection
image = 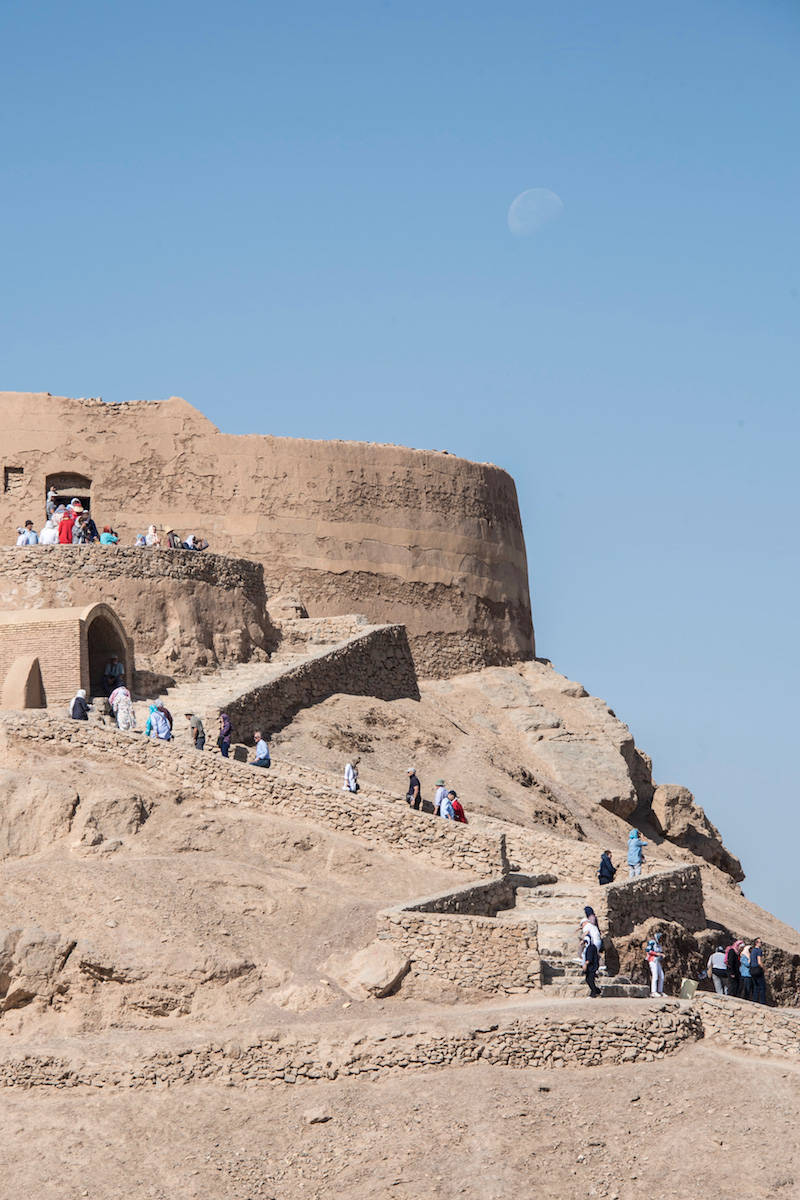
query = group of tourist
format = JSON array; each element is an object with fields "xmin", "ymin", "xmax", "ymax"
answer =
[
  {"xmin": 398, "ymin": 767, "xmax": 468, "ymax": 822},
  {"xmin": 595, "ymin": 833, "xmax": 648, "ymax": 885},
  {"xmin": 13, "ymin": 493, "xmax": 209, "ymax": 552},
  {"xmin": 706, "ymin": 940, "xmax": 766, "ymax": 1003}
]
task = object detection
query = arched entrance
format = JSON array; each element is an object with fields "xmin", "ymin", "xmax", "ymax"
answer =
[
  {"xmin": 46, "ymin": 471, "xmax": 92, "ymax": 513},
  {"xmin": 82, "ymin": 604, "xmax": 131, "ymax": 696}
]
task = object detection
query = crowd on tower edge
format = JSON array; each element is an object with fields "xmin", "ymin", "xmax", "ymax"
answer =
[{"xmin": 13, "ymin": 491, "xmax": 209, "ymax": 551}]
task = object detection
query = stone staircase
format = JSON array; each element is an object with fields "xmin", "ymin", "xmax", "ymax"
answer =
[{"xmin": 510, "ymin": 882, "xmax": 650, "ymax": 1000}]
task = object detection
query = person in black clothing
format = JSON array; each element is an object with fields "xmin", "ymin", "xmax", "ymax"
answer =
[
  {"xmin": 725, "ymin": 940, "xmax": 743, "ymax": 997},
  {"xmin": 598, "ymin": 850, "xmax": 616, "ymax": 885},
  {"xmin": 583, "ymin": 933, "xmax": 601, "ymax": 998},
  {"xmin": 70, "ymin": 689, "xmax": 90, "ymax": 720},
  {"xmin": 406, "ymin": 768, "xmax": 422, "ymax": 810}
]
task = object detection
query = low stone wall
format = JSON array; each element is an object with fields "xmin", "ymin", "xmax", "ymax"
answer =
[
  {"xmin": 376, "ymin": 877, "xmax": 538, "ymax": 995},
  {"xmin": 0, "ymin": 546, "xmax": 272, "ymax": 677},
  {"xmin": 0, "ymin": 714, "xmax": 507, "ymax": 878},
  {"xmin": 226, "ymin": 624, "xmax": 419, "ymax": 735},
  {"xmin": 694, "ymin": 993, "xmax": 800, "ymax": 1060},
  {"xmin": 395, "ymin": 877, "xmax": 514, "ymax": 917},
  {"xmin": 591, "ymin": 866, "xmax": 705, "ymax": 938},
  {"xmin": 0, "ymin": 1001, "xmax": 702, "ymax": 1090}
]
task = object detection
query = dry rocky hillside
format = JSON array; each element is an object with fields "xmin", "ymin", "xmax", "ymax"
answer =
[{"xmin": 1, "ymin": 637, "xmax": 799, "ymax": 1197}]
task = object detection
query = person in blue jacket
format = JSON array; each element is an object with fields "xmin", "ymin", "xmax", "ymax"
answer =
[{"xmin": 627, "ymin": 829, "xmax": 648, "ymax": 879}]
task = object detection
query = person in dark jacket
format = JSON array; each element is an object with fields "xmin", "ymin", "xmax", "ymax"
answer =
[
  {"xmin": 218, "ymin": 713, "xmax": 232, "ymax": 758},
  {"xmin": 725, "ymin": 940, "xmax": 743, "ymax": 996},
  {"xmin": 69, "ymin": 688, "xmax": 90, "ymax": 720},
  {"xmin": 582, "ymin": 931, "xmax": 601, "ymax": 998},
  {"xmin": 598, "ymin": 850, "xmax": 616, "ymax": 885}
]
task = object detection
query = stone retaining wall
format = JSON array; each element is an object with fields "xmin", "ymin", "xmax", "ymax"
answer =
[
  {"xmin": 591, "ymin": 866, "xmax": 705, "ymax": 938},
  {"xmin": 0, "ymin": 714, "xmax": 507, "ymax": 878},
  {"xmin": 694, "ymin": 993, "xmax": 800, "ymax": 1060},
  {"xmin": 226, "ymin": 624, "xmax": 419, "ymax": 735},
  {"xmin": 0, "ymin": 1001, "xmax": 702, "ymax": 1090},
  {"xmin": 376, "ymin": 877, "xmax": 538, "ymax": 995},
  {"xmin": 0, "ymin": 545, "xmax": 272, "ymax": 678}
]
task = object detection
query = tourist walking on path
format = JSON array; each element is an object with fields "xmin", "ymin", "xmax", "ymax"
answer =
[
  {"xmin": 433, "ymin": 779, "xmax": 447, "ymax": 815},
  {"xmin": 439, "ymin": 789, "xmax": 455, "ymax": 819},
  {"xmin": 218, "ymin": 713, "xmax": 232, "ymax": 758},
  {"xmin": 582, "ymin": 929, "xmax": 601, "ymax": 998},
  {"xmin": 252, "ymin": 730, "xmax": 271, "ymax": 768},
  {"xmin": 405, "ymin": 768, "xmax": 421, "ymax": 810},
  {"xmin": 751, "ymin": 938, "xmax": 766, "ymax": 1004},
  {"xmin": 156, "ymin": 701, "xmax": 173, "ymax": 735},
  {"xmin": 450, "ymin": 792, "xmax": 468, "ymax": 823},
  {"xmin": 186, "ymin": 713, "xmax": 205, "ymax": 750},
  {"xmin": 707, "ymin": 946, "xmax": 728, "ymax": 995},
  {"xmin": 646, "ymin": 931, "xmax": 665, "ymax": 997},
  {"xmin": 145, "ymin": 704, "xmax": 171, "ymax": 741},
  {"xmin": 725, "ymin": 940, "xmax": 743, "ymax": 997},
  {"xmin": 627, "ymin": 830, "xmax": 647, "ymax": 879},
  {"xmin": 69, "ymin": 688, "xmax": 90, "ymax": 721},
  {"xmin": 342, "ymin": 756, "xmax": 360, "ymax": 792},
  {"xmin": 109, "ymin": 685, "xmax": 135, "ymax": 731},
  {"xmin": 598, "ymin": 850, "xmax": 616, "ymax": 884}
]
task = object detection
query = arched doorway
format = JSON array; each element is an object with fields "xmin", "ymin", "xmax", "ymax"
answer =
[
  {"xmin": 46, "ymin": 471, "xmax": 92, "ymax": 513},
  {"xmin": 83, "ymin": 605, "xmax": 131, "ymax": 696}
]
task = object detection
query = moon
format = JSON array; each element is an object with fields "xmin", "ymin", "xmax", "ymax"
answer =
[{"xmin": 508, "ymin": 188, "xmax": 564, "ymax": 236}]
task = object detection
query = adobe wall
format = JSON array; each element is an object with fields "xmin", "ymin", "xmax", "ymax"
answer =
[
  {"xmin": 590, "ymin": 866, "xmax": 705, "ymax": 938},
  {"xmin": 0, "ymin": 545, "xmax": 271, "ymax": 678},
  {"xmin": 0, "ymin": 1001, "xmax": 703, "ymax": 1089},
  {"xmin": 0, "ymin": 393, "xmax": 534, "ymax": 676},
  {"xmin": 0, "ymin": 714, "xmax": 508, "ymax": 878},
  {"xmin": 225, "ymin": 624, "xmax": 419, "ymax": 733}
]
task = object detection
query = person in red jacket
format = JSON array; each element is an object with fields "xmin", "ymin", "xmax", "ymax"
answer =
[
  {"xmin": 58, "ymin": 511, "xmax": 75, "ymax": 544},
  {"xmin": 450, "ymin": 792, "xmax": 468, "ymax": 823}
]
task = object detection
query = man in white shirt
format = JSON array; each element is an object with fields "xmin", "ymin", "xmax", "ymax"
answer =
[
  {"xmin": 433, "ymin": 779, "xmax": 448, "ymax": 816},
  {"xmin": 343, "ymin": 757, "xmax": 360, "ymax": 792},
  {"xmin": 252, "ymin": 730, "xmax": 271, "ymax": 768}
]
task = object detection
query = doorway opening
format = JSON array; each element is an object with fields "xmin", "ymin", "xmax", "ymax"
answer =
[
  {"xmin": 86, "ymin": 612, "xmax": 128, "ymax": 696},
  {"xmin": 46, "ymin": 472, "xmax": 92, "ymax": 513}
]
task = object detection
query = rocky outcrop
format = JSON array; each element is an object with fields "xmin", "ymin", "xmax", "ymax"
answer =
[{"xmin": 650, "ymin": 784, "xmax": 744, "ymax": 881}]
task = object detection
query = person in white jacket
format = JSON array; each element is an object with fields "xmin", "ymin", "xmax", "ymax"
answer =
[{"xmin": 342, "ymin": 757, "xmax": 360, "ymax": 792}]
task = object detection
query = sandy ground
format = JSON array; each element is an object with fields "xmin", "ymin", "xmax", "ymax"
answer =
[{"xmin": 2, "ymin": 1043, "xmax": 797, "ymax": 1200}]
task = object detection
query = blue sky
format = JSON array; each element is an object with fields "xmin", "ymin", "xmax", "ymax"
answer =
[{"xmin": 2, "ymin": 1, "xmax": 798, "ymax": 926}]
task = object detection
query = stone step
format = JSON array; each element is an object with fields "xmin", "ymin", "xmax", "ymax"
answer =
[{"xmin": 544, "ymin": 980, "xmax": 650, "ymax": 999}]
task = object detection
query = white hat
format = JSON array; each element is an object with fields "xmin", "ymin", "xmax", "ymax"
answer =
[{"xmin": 407, "ymin": 767, "xmax": 416, "ymax": 774}]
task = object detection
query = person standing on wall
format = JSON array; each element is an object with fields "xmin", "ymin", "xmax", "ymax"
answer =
[{"xmin": 627, "ymin": 829, "xmax": 648, "ymax": 879}]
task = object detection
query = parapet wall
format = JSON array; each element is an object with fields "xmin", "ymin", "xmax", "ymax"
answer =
[
  {"xmin": 0, "ymin": 1001, "xmax": 703, "ymax": 1090},
  {"xmin": 0, "ymin": 393, "xmax": 534, "ymax": 676},
  {"xmin": 591, "ymin": 866, "xmax": 705, "ymax": 938},
  {"xmin": 694, "ymin": 993, "xmax": 800, "ymax": 1060},
  {"xmin": 0, "ymin": 545, "xmax": 271, "ymax": 678},
  {"xmin": 226, "ymin": 624, "xmax": 419, "ymax": 734},
  {"xmin": 377, "ymin": 877, "xmax": 539, "ymax": 995},
  {"xmin": 0, "ymin": 714, "xmax": 507, "ymax": 878}
]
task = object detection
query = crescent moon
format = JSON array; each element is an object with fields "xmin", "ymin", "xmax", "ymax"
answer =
[{"xmin": 508, "ymin": 188, "xmax": 564, "ymax": 236}]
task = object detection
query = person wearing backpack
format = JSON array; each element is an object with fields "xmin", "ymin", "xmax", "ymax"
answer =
[{"xmin": 645, "ymin": 931, "xmax": 665, "ymax": 997}]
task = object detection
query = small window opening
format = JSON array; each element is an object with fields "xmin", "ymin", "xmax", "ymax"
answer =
[{"xmin": 4, "ymin": 467, "xmax": 24, "ymax": 494}]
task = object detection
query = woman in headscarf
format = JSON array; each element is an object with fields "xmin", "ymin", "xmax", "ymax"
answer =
[
  {"xmin": 218, "ymin": 713, "xmax": 232, "ymax": 758},
  {"xmin": 645, "ymin": 930, "xmax": 665, "ymax": 997},
  {"xmin": 144, "ymin": 704, "xmax": 171, "ymax": 741},
  {"xmin": 145, "ymin": 525, "xmax": 161, "ymax": 547},
  {"xmin": 39, "ymin": 519, "xmax": 59, "ymax": 545},
  {"xmin": 70, "ymin": 689, "xmax": 90, "ymax": 720},
  {"xmin": 627, "ymin": 829, "xmax": 648, "ymax": 879},
  {"xmin": 109, "ymin": 684, "xmax": 136, "ymax": 732}
]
